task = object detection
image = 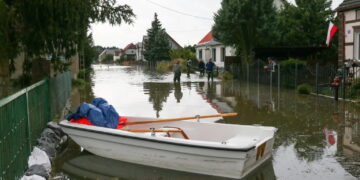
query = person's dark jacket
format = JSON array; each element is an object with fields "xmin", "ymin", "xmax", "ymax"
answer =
[
  {"xmin": 206, "ymin": 61, "xmax": 215, "ymax": 72},
  {"xmin": 198, "ymin": 61, "xmax": 205, "ymax": 70}
]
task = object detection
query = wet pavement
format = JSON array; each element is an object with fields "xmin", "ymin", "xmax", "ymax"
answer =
[{"xmin": 52, "ymin": 65, "xmax": 360, "ymax": 180}]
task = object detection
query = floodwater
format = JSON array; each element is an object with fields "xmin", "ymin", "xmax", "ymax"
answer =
[{"xmin": 52, "ymin": 65, "xmax": 360, "ymax": 180}]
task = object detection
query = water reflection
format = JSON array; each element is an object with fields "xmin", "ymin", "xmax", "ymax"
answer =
[
  {"xmin": 174, "ymin": 83, "xmax": 183, "ymax": 103},
  {"xmin": 60, "ymin": 149, "xmax": 276, "ymax": 180},
  {"xmin": 143, "ymin": 83, "xmax": 172, "ymax": 118}
]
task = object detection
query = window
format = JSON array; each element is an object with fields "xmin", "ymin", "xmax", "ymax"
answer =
[
  {"xmin": 199, "ymin": 49, "xmax": 202, "ymax": 59},
  {"xmin": 357, "ymin": 10, "xmax": 360, "ymax": 20},
  {"xmin": 221, "ymin": 47, "xmax": 225, "ymax": 62},
  {"xmin": 355, "ymin": 31, "xmax": 360, "ymax": 60},
  {"xmin": 212, "ymin": 48, "xmax": 217, "ymax": 62}
]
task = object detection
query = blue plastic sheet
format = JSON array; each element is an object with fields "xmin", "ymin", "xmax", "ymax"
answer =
[{"xmin": 67, "ymin": 98, "xmax": 120, "ymax": 129}]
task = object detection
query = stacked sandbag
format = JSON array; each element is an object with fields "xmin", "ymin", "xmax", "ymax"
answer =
[{"xmin": 21, "ymin": 122, "xmax": 68, "ymax": 180}]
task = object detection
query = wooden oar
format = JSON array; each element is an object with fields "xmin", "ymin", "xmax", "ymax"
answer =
[
  {"xmin": 122, "ymin": 113, "xmax": 238, "ymax": 126},
  {"xmin": 122, "ymin": 129, "xmax": 182, "ymax": 133}
]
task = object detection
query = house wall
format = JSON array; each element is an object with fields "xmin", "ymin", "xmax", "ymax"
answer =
[
  {"xmin": 342, "ymin": 9, "xmax": 360, "ymax": 61},
  {"xmin": 196, "ymin": 45, "xmax": 234, "ymax": 68}
]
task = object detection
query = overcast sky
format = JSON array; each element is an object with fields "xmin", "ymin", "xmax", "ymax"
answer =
[{"xmin": 90, "ymin": 0, "xmax": 344, "ymax": 49}]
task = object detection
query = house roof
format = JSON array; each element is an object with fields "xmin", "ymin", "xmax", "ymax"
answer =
[
  {"xmin": 123, "ymin": 43, "xmax": 136, "ymax": 51},
  {"xmin": 337, "ymin": 0, "xmax": 360, "ymax": 12},
  {"xmin": 198, "ymin": 31, "xmax": 213, "ymax": 45},
  {"xmin": 165, "ymin": 32, "xmax": 182, "ymax": 49},
  {"xmin": 197, "ymin": 31, "xmax": 222, "ymax": 47}
]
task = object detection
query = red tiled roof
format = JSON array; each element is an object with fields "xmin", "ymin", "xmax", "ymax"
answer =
[
  {"xmin": 198, "ymin": 31, "xmax": 213, "ymax": 45},
  {"xmin": 123, "ymin": 43, "xmax": 136, "ymax": 51}
]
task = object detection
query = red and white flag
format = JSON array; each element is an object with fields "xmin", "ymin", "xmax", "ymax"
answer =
[{"xmin": 326, "ymin": 22, "xmax": 338, "ymax": 47}]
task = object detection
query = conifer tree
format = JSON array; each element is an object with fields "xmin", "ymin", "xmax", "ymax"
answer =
[{"xmin": 144, "ymin": 13, "xmax": 171, "ymax": 62}]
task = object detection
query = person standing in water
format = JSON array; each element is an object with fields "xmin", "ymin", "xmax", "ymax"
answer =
[
  {"xmin": 206, "ymin": 58, "xmax": 216, "ymax": 81},
  {"xmin": 198, "ymin": 59, "xmax": 205, "ymax": 76},
  {"xmin": 173, "ymin": 60, "xmax": 182, "ymax": 82},
  {"xmin": 186, "ymin": 59, "xmax": 192, "ymax": 77}
]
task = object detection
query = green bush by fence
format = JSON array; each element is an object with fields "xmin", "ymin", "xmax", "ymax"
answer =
[{"xmin": 0, "ymin": 72, "xmax": 71, "ymax": 180}]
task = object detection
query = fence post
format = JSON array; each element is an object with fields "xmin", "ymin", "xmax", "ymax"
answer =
[
  {"xmin": 342, "ymin": 66, "xmax": 346, "ymax": 100},
  {"xmin": 278, "ymin": 64, "xmax": 281, "ymax": 110},
  {"xmin": 25, "ymin": 88, "xmax": 32, "ymax": 151},
  {"xmin": 316, "ymin": 63, "xmax": 319, "ymax": 95},
  {"xmin": 295, "ymin": 63, "xmax": 298, "ymax": 90},
  {"xmin": 270, "ymin": 69, "xmax": 273, "ymax": 98},
  {"xmin": 247, "ymin": 63, "xmax": 250, "ymax": 97}
]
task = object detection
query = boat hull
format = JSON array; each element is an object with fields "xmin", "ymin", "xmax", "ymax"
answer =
[{"xmin": 60, "ymin": 121, "xmax": 276, "ymax": 179}]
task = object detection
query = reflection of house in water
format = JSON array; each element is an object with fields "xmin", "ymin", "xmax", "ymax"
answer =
[
  {"xmin": 343, "ymin": 112, "xmax": 360, "ymax": 152},
  {"xmin": 196, "ymin": 82, "xmax": 234, "ymax": 114},
  {"xmin": 335, "ymin": 109, "xmax": 360, "ymax": 177}
]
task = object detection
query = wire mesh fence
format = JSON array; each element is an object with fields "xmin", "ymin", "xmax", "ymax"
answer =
[
  {"xmin": 0, "ymin": 72, "xmax": 71, "ymax": 180},
  {"xmin": 225, "ymin": 59, "xmax": 360, "ymax": 101}
]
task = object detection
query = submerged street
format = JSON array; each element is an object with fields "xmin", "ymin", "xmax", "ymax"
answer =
[{"xmin": 52, "ymin": 65, "xmax": 360, "ymax": 180}]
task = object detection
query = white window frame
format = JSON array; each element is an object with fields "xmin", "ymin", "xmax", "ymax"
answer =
[
  {"xmin": 212, "ymin": 48, "xmax": 217, "ymax": 62},
  {"xmin": 354, "ymin": 31, "xmax": 360, "ymax": 60}
]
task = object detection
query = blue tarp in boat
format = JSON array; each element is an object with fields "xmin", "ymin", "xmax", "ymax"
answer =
[{"xmin": 67, "ymin": 98, "xmax": 119, "ymax": 129}]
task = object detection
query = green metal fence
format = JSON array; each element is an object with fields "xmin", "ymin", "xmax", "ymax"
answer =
[{"xmin": 0, "ymin": 72, "xmax": 71, "ymax": 180}]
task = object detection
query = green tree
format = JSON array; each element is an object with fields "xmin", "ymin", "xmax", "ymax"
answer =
[
  {"xmin": 169, "ymin": 46, "xmax": 196, "ymax": 61},
  {"xmin": 277, "ymin": 0, "xmax": 337, "ymax": 61},
  {"xmin": 212, "ymin": 0, "xmax": 278, "ymax": 63},
  {"xmin": 0, "ymin": 0, "xmax": 135, "ymax": 75},
  {"xmin": 277, "ymin": 0, "xmax": 334, "ymax": 47},
  {"xmin": 144, "ymin": 13, "xmax": 171, "ymax": 63}
]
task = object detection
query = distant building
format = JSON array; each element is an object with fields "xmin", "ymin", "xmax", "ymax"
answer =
[
  {"xmin": 337, "ymin": 0, "xmax": 360, "ymax": 65},
  {"xmin": 98, "ymin": 49, "xmax": 117, "ymax": 62},
  {"xmin": 135, "ymin": 42, "xmax": 144, "ymax": 61},
  {"xmin": 113, "ymin": 49, "xmax": 123, "ymax": 61},
  {"xmin": 165, "ymin": 32, "xmax": 182, "ymax": 50},
  {"xmin": 194, "ymin": 0, "xmax": 285, "ymax": 68},
  {"xmin": 123, "ymin": 43, "xmax": 137, "ymax": 60},
  {"xmin": 139, "ymin": 32, "xmax": 182, "ymax": 61},
  {"xmin": 195, "ymin": 31, "xmax": 235, "ymax": 68}
]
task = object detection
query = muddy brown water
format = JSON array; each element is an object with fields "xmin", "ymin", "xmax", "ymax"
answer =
[{"xmin": 52, "ymin": 65, "xmax": 360, "ymax": 180}]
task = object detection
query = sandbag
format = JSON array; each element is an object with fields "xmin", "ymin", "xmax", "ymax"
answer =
[
  {"xmin": 20, "ymin": 174, "xmax": 46, "ymax": 180},
  {"xmin": 24, "ymin": 165, "xmax": 49, "ymax": 179},
  {"xmin": 28, "ymin": 147, "xmax": 51, "ymax": 173}
]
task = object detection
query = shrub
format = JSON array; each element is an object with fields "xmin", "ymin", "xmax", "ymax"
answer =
[
  {"xmin": 220, "ymin": 71, "xmax": 233, "ymax": 80},
  {"xmin": 72, "ymin": 78, "xmax": 87, "ymax": 87},
  {"xmin": 297, "ymin": 83, "xmax": 312, "ymax": 94},
  {"xmin": 279, "ymin": 58, "xmax": 306, "ymax": 67},
  {"xmin": 156, "ymin": 61, "xmax": 171, "ymax": 73},
  {"xmin": 349, "ymin": 79, "xmax": 360, "ymax": 98},
  {"xmin": 279, "ymin": 58, "xmax": 307, "ymax": 88}
]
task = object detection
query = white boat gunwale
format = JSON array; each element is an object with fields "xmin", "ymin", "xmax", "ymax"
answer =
[{"xmin": 59, "ymin": 121, "xmax": 257, "ymax": 152}]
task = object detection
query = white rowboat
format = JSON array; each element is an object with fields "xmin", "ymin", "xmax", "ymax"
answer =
[{"xmin": 59, "ymin": 116, "xmax": 277, "ymax": 179}]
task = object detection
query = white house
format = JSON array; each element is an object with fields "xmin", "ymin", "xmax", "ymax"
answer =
[
  {"xmin": 337, "ymin": 0, "xmax": 360, "ymax": 65},
  {"xmin": 123, "ymin": 43, "xmax": 137, "ymax": 60},
  {"xmin": 195, "ymin": 31, "xmax": 235, "ymax": 68},
  {"xmin": 98, "ymin": 49, "xmax": 117, "ymax": 62},
  {"xmin": 195, "ymin": 0, "xmax": 285, "ymax": 68},
  {"xmin": 113, "ymin": 49, "xmax": 123, "ymax": 61}
]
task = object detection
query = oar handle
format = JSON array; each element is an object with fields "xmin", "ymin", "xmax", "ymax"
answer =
[{"xmin": 123, "ymin": 113, "xmax": 238, "ymax": 125}]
